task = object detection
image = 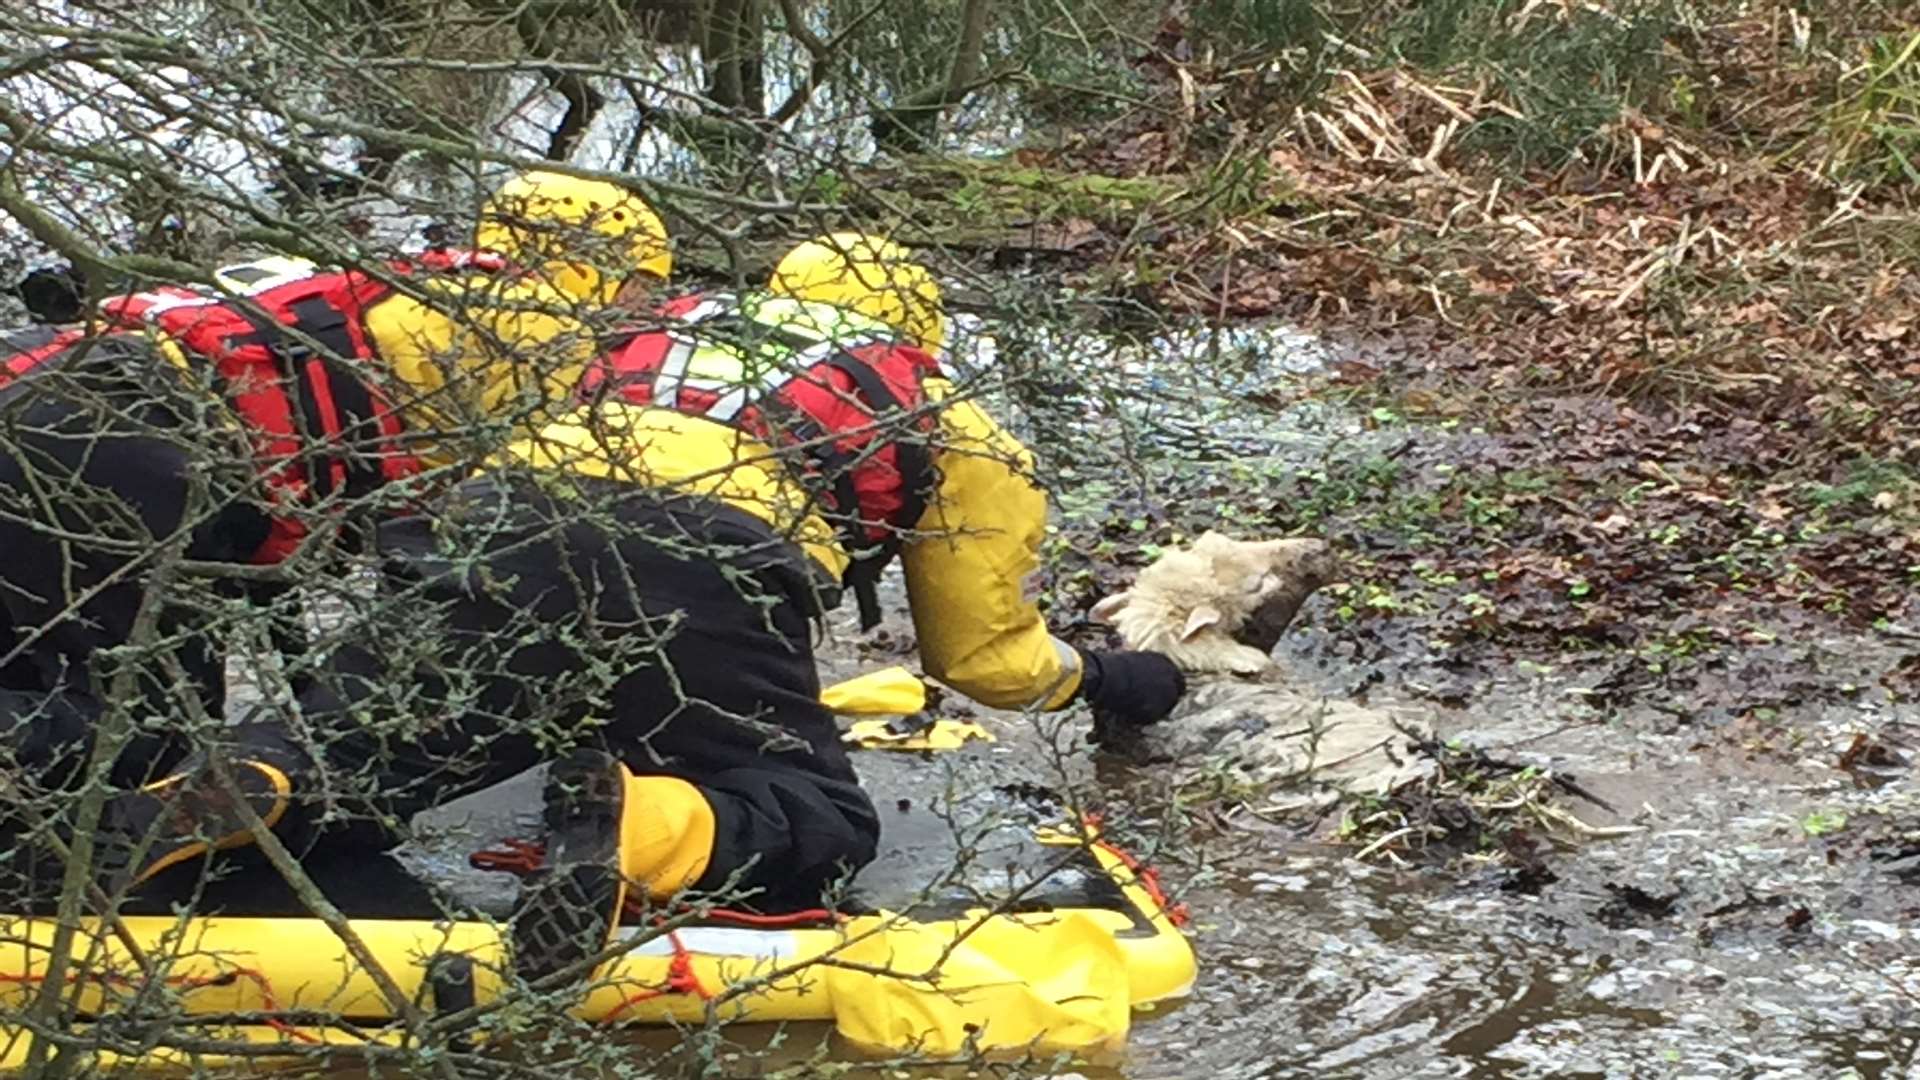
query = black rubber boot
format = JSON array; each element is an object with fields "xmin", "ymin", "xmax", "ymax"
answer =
[
  {"xmin": 511, "ymin": 748, "xmax": 630, "ymax": 987},
  {"xmin": 99, "ymin": 758, "xmax": 292, "ymax": 892}
]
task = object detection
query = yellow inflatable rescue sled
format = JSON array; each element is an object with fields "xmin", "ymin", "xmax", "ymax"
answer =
[{"xmin": 0, "ymin": 668, "xmax": 1196, "ymax": 1070}]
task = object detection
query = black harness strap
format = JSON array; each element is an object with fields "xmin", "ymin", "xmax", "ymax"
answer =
[
  {"xmin": 230, "ymin": 295, "xmax": 382, "ymax": 506},
  {"xmin": 823, "ymin": 353, "xmax": 934, "ymax": 538},
  {"xmin": 814, "ymin": 351, "xmax": 937, "ymax": 630},
  {"xmin": 285, "ymin": 296, "xmax": 387, "ymax": 503},
  {"xmin": 231, "ymin": 314, "xmax": 338, "ymax": 502},
  {"xmin": 763, "ymin": 407, "xmax": 875, "ymax": 622},
  {"xmin": 604, "ymin": 308, "xmax": 939, "ymax": 630}
]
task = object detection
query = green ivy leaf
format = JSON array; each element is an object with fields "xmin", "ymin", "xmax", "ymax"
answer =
[{"xmin": 1801, "ymin": 809, "xmax": 1848, "ymax": 837}]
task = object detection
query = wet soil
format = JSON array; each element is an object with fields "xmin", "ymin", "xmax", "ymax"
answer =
[{"xmin": 891, "ymin": 316, "xmax": 1920, "ymax": 1078}]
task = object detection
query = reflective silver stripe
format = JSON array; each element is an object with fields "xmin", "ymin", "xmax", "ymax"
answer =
[
  {"xmin": 655, "ymin": 299, "xmax": 908, "ymax": 425},
  {"xmin": 1023, "ymin": 637, "xmax": 1083, "ymax": 711},
  {"xmin": 116, "ymin": 291, "xmax": 220, "ymax": 322},
  {"xmin": 676, "ymin": 295, "xmax": 737, "ymax": 325},
  {"xmin": 654, "ymin": 296, "xmax": 760, "ymax": 406},
  {"xmin": 703, "ymin": 385, "xmax": 753, "ymax": 422},
  {"xmin": 697, "ymin": 363, "xmax": 804, "ymax": 422},
  {"xmin": 1052, "ymin": 636, "xmax": 1082, "ymax": 680},
  {"xmin": 693, "ymin": 333, "xmax": 846, "ymax": 420},
  {"xmin": 650, "ymin": 336, "xmax": 699, "ymax": 407},
  {"xmin": 211, "ymin": 257, "xmax": 317, "ymax": 297},
  {"xmin": 683, "ymin": 332, "xmax": 864, "ymax": 421}
]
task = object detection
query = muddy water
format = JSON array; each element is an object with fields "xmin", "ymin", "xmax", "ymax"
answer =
[
  {"xmin": 797, "ymin": 575, "xmax": 1919, "ymax": 1079},
  {"xmin": 267, "ymin": 318, "xmax": 1920, "ymax": 1077},
  {"xmin": 891, "ymin": 319, "xmax": 1920, "ymax": 1077},
  {"xmin": 1107, "ymin": 676, "xmax": 1920, "ymax": 1078}
]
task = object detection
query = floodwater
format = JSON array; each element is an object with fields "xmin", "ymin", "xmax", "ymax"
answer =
[
  {"xmin": 354, "ymin": 316, "xmax": 1920, "ymax": 1078},
  {"xmin": 1104, "ymin": 658, "xmax": 1920, "ymax": 1079},
  {"xmin": 99, "ymin": 317, "xmax": 1920, "ymax": 1077},
  {"xmin": 823, "ymin": 318, "xmax": 1920, "ymax": 1079},
  {"xmin": 389, "ymin": 313, "xmax": 1911, "ymax": 1080},
  {"xmin": 772, "ymin": 580, "xmax": 1920, "ymax": 1079}
]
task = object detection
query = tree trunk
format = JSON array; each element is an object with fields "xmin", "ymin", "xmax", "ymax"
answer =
[
  {"xmin": 701, "ymin": 0, "xmax": 747, "ymax": 111},
  {"xmin": 871, "ymin": 0, "xmax": 995, "ymax": 153},
  {"xmin": 739, "ymin": 0, "xmax": 765, "ymax": 115},
  {"xmin": 515, "ymin": 6, "xmax": 607, "ymax": 160}
]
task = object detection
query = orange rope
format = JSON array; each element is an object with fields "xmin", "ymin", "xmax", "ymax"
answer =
[
  {"xmin": 0, "ymin": 965, "xmax": 323, "ymax": 1044},
  {"xmin": 1084, "ymin": 815, "xmax": 1191, "ymax": 928},
  {"xmin": 215, "ymin": 968, "xmax": 324, "ymax": 1044}
]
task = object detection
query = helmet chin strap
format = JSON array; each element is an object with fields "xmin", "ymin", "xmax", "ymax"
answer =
[{"xmin": 611, "ymin": 270, "xmax": 666, "ymax": 313}]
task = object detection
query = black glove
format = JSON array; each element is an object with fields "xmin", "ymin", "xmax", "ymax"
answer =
[{"xmin": 1076, "ymin": 648, "xmax": 1186, "ymax": 731}]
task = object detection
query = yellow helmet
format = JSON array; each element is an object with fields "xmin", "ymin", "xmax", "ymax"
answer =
[
  {"xmin": 475, "ymin": 169, "xmax": 672, "ymax": 303},
  {"xmin": 768, "ymin": 232, "xmax": 946, "ymax": 354}
]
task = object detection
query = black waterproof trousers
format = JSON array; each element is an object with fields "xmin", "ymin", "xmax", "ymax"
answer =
[
  {"xmin": 234, "ymin": 472, "xmax": 878, "ymax": 911},
  {"xmin": 0, "ymin": 330, "xmax": 268, "ymax": 790}
]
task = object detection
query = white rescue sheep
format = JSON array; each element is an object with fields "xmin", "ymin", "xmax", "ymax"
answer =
[{"xmin": 1090, "ymin": 532, "xmax": 1432, "ymax": 810}]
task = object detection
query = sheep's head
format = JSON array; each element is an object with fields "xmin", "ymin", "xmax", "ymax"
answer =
[{"xmin": 1090, "ymin": 532, "xmax": 1343, "ymax": 674}]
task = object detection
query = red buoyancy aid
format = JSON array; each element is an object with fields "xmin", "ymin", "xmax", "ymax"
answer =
[
  {"xmin": 580, "ymin": 292, "xmax": 944, "ymax": 627},
  {"xmin": 0, "ymin": 326, "xmax": 89, "ymax": 389},
  {"xmin": 79, "ymin": 251, "xmax": 508, "ymax": 563}
]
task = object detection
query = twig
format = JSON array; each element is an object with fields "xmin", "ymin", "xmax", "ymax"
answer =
[
  {"xmin": 211, "ymin": 763, "xmax": 444, "ymax": 1052},
  {"xmin": 1353, "ymin": 825, "xmax": 1418, "ymax": 861}
]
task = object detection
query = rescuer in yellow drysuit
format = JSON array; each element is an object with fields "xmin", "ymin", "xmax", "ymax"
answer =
[
  {"xmin": 0, "ymin": 168, "xmax": 670, "ymax": 803},
  {"xmin": 104, "ymin": 228, "xmax": 1186, "ymax": 984}
]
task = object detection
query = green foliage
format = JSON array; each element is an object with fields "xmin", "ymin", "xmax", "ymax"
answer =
[
  {"xmin": 1191, "ymin": 0, "xmax": 1332, "ymax": 57},
  {"xmin": 1805, "ymin": 457, "xmax": 1916, "ymax": 509},
  {"xmin": 1801, "ymin": 808, "xmax": 1849, "ymax": 837},
  {"xmin": 825, "ymin": 0, "xmax": 977, "ymax": 108},
  {"xmin": 1453, "ymin": 1, "xmax": 1684, "ymax": 167},
  {"xmin": 1823, "ymin": 29, "xmax": 1920, "ymax": 184},
  {"xmin": 1177, "ymin": 0, "xmax": 1696, "ymax": 169}
]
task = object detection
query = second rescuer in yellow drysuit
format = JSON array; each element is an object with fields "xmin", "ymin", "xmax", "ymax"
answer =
[
  {"xmin": 491, "ymin": 232, "xmax": 1188, "ymax": 980},
  {"xmin": 515, "ymin": 248, "xmax": 1101, "ymax": 714}
]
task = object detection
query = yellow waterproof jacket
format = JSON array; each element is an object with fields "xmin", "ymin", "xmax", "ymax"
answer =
[
  {"xmin": 900, "ymin": 378, "xmax": 1083, "ymax": 710},
  {"xmin": 501, "ymin": 379, "xmax": 1083, "ymax": 713},
  {"xmin": 360, "ymin": 272, "xmax": 602, "ymax": 463}
]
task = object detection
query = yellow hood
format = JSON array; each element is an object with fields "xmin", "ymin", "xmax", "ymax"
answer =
[
  {"xmin": 498, "ymin": 403, "xmax": 850, "ymax": 579},
  {"xmin": 362, "ymin": 275, "xmax": 599, "ymax": 463}
]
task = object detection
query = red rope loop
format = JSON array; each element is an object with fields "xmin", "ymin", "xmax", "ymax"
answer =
[
  {"xmin": 597, "ymin": 930, "xmax": 712, "ymax": 1025},
  {"xmin": 468, "ymin": 837, "xmax": 547, "ymax": 875},
  {"xmin": 1085, "ymin": 818, "xmax": 1191, "ymax": 928}
]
